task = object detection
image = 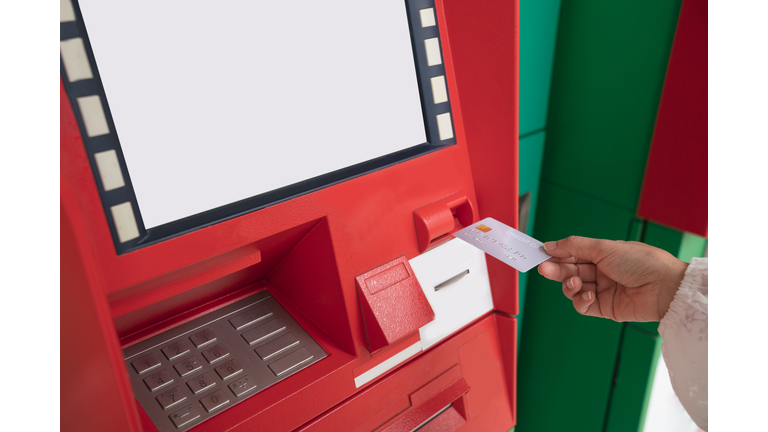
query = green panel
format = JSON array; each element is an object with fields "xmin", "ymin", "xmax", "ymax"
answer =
[
  {"xmin": 643, "ymin": 221, "xmax": 683, "ymax": 256},
  {"xmin": 517, "ymin": 132, "xmax": 547, "ymax": 341},
  {"xmin": 519, "ymin": 0, "xmax": 561, "ymax": 136},
  {"xmin": 517, "ymin": 182, "xmax": 635, "ymax": 432},
  {"xmin": 605, "ymin": 325, "xmax": 661, "ymax": 432},
  {"xmin": 631, "ymin": 321, "xmax": 659, "ymax": 337},
  {"xmin": 518, "ymin": 131, "xmax": 546, "ymax": 235},
  {"xmin": 627, "ymin": 217, "xmax": 644, "ymax": 242},
  {"xmin": 541, "ymin": 0, "xmax": 683, "ymax": 210},
  {"xmin": 678, "ymin": 232, "xmax": 707, "ymax": 263}
]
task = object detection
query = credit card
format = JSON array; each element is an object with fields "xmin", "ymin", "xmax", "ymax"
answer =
[{"xmin": 454, "ymin": 217, "xmax": 552, "ymax": 272}]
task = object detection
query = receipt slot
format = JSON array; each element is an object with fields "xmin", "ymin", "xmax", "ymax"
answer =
[{"xmin": 61, "ymin": 0, "xmax": 520, "ymax": 430}]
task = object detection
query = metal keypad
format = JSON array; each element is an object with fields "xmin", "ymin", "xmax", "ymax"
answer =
[
  {"xmin": 242, "ymin": 319, "xmax": 286, "ymax": 345},
  {"xmin": 162, "ymin": 341, "xmax": 190, "ymax": 361},
  {"xmin": 214, "ymin": 359, "xmax": 243, "ymax": 380},
  {"xmin": 144, "ymin": 369, "xmax": 174, "ymax": 392},
  {"xmin": 188, "ymin": 329, "xmax": 217, "ymax": 348},
  {"xmin": 156, "ymin": 387, "xmax": 186, "ymax": 410},
  {"xmin": 173, "ymin": 357, "xmax": 202, "ymax": 377},
  {"xmin": 201, "ymin": 343, "xmax": 230, "ymax": 364},
  {"xmin": 228, "ymin": 375, "xmax": 257, "ymax": 397},
  {"xmin": 132, "ymin": 353, "xmax": 161, "ymax": 374},
  {"xmin": 123, "ymin": 291, "xmax": 326, "ymax": 431},
  {"xmin": 199, "ymin": 390, "xmax": 230, "ymax": 413},
  {"xmin": 169, "ymin": 405, "xmax": 200, "ymax": 429},
  {"xmin": 186, "ymin": 373, "xmax": 215, "ymax": 395}
]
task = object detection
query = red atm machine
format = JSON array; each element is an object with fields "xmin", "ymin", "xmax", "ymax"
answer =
[{"xmin": 61, "ymin": 1, "xmax": 519, "ymax": 430}]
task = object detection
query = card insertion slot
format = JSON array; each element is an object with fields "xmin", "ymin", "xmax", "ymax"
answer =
[{"xmin": 434, "ymin": 270, "xmax": 470, "ymax": 291}]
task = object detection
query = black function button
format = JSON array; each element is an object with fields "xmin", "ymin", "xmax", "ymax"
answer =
[
  {"xmin": 169, "ymin": 404, "xmax": 200, "ymax": 429},
  {"xmin": 268, "ymin": 347, "xmax": 314, "ymax": 377},
  {"xmin": 214, "ymin": 359, "xmax": 243, "ymax": 380},
  {"xmin": 188, "ymin": 329, "xmax": 216, "ymax": 348},
  {"xmin": 156, "ymin": 386, "xmax": 187, "ymax": 410},
  {"xmin": 228, "ymin": 375, "xmax": 257, "ymax": 398},
  {"xmin": 161, "ymin": 341, "xmax": 190, "ymax": 361},
  {"xmin": 199, "ymin": 389, "xmax": 230, "ymax": 413},
  {"xmin": 186, "ymin": 372, "xmax": 215, "ymax": 395},
  {"xmin": 241, "ymin": 319, "xmax": 286, "ymax": 346},
  {"xmin": 255, "ymin": 332, "xmax": 299, "ymax": 361},
  {"xmin": 202, "ymin": 343, "xmax": 230, "ymax": 364},
  {"xmin": 173, "ymin": 357, "xmax": 202, "ymax": 377},
  {"xmin": 131, "ymin": 353, "xmax": 162, "ymax": 375},
  {"xmin": 229, "ymin": 304, "xmax": 273, "ymax": 330},
  {"xmin": 143, "ymin": 369, "xmax": 174, "ymax": 392}
]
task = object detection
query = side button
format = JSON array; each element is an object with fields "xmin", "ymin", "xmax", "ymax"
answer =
[
  {"xmin": 241, "ymin": 319, "xmax": 285, "ymax": 346},
  {"xmin": 268, "ymin": 347, "xmax": 314, "ymax": 377}
]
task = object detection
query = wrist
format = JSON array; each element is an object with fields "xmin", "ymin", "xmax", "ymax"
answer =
[{"xmin": 657, "ymin": 259, "xmax": 689, "ymax": 320}]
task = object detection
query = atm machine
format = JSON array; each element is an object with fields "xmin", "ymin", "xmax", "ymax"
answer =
[{"xmin": 61, "ymin": 1, "xmax": 520, "ymax": 430}]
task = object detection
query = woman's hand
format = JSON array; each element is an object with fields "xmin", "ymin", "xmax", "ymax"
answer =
[{"xmin": 538, "ymin": 236, "xmax": 689, "ymax": 322}]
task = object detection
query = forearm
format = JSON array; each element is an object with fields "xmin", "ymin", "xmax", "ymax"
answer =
[{"xmin": 658, "ymin": 257, "xmax": 708, "ymax": 430}]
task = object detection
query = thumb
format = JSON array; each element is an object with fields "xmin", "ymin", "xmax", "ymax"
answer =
[{"xmin": 543, "ymin": 236, "xmax": 608, "ymax": 262}]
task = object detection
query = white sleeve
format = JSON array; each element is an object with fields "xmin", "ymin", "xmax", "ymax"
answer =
[{"xmin": 658, "ymin": 257, "xmax": 708, "ymax": 431}]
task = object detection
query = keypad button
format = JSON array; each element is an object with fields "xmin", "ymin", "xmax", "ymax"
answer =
[
  {"xmin": 241, "ymin": 319, "xmax": 285, "ymax": 346},
  {"xmin": 168, "ymin": 404, "xmax": 200, "ymax": 429},
  {"xmin": 255, "ymin": 332, "xmax": 299, "ymax": 361},
  {"xmin": 201, "ymin": 343, "xmax": 230, "ymax": 364},
  {"xmin": 143, "ymin": 369, "xmax": 174, "ymax": 392},
  {"xmin": 131, "ymin": 353, "xmax": 161, "ymax": 375},
  {"xmin": 228, "ymin": 375, "xmax": 257, "ymax": 398},
  {"xmin": 188, "ymin": 329, "xmax": 216, "ymax": 348},
  {"xmin": 173, "ymin": 357, "xmax": 202, "ymax": 377},
  {"xmin": 161, "ymin": 341, "xmax": 190, "ymax": 361},
  {"xmin": 229, "ymin": 304, "xmax": 272, "ymax": 330},
  {"xmin": 185, "ymin": 372, "xmax": 215, "ymax": 395},
  {"xmin": 199, "ymin": 389, "xmax": 230, "ymax": 413},
  {"xmin": 214, "ymin": 359, "xmax": 243, "ymax": 380},
  {"xmin": 268, "ymin": 347, "xmax": 314, "ymax": 377},
  {"xmin": 156, "ymin": 386, "xmax": 187, "ymax": 410}
]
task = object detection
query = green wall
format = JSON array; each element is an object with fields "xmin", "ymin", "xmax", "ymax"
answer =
[{"xmin": 515, "ymin": 1, "xmax": 687, "ymax": 431}]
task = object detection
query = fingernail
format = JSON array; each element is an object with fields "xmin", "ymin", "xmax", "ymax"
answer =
[
  {"xmin": 544, "ymin": 241, "xmax": 557, "ymax": 251},
  {"xmin": 567, "ymin": 277, "xmax": 576, "ymax": 289},
  {"xmin": 581, "ymin": 291, "xmax": 592, "ymax": 301}
]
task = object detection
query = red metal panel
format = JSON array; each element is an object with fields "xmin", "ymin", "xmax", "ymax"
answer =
[
  {"xmin": 297, "ymin": 315, "xmax": 512, "ymax": 432},
  {"xmin": 495, "ymin": 314, "xmax": 518, "ymax": 426},
  {"xmin": 638, "ymin": 0, "xmax": 708, "ymax": 237},
  {"xmin": 442, "ymin": 0, "xmax": 521, "ymax": 315},
  {"xmin": 61, "ymin": 159, "xmax": 141, "ymax": 431}
]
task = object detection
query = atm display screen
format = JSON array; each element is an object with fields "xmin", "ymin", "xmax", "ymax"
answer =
[{"xmin": 63, "ymin": 0, "xmax": 456, "ymax": 253}]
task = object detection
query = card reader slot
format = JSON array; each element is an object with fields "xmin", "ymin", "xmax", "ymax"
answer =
[{"xmin": 434, "ymin": 270, "xmax": 470, "ymax": 292}]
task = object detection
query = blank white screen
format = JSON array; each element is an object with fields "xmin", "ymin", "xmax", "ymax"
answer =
[{"xmin": 79, "ymin": 1, "xmax": 427, "ymax": 228}]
